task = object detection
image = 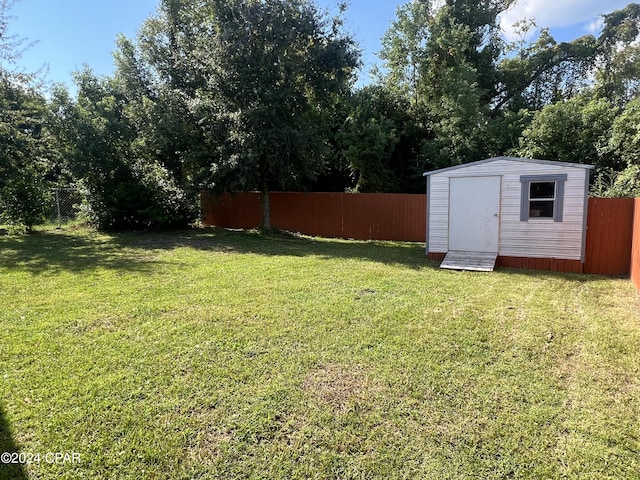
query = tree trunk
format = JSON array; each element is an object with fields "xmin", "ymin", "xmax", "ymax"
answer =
[{"xmin": 261, "ymin": 183, "xmax": 271, "ymax": 232}]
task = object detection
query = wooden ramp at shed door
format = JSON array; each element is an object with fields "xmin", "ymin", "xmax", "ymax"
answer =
[{"xmin": 440, "ymin": 251, "xmax": 498, "ymax": 272}]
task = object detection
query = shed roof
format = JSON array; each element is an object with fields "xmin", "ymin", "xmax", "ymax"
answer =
[{"xmin": 422, "ymin": 156, "xmax": 595, "ymax": 177}]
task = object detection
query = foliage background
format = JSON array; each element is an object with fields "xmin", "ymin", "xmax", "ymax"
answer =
[{"xmin": 2, "ymin": 0, "xmax": 640, "ymax": 229}]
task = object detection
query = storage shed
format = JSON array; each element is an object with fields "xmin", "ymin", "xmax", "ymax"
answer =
[{"xmin": 424, "ymin": 156, "xmax": 594, "ymax": 272}]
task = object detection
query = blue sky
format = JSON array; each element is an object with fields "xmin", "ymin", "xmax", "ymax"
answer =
[{"xmin": 5, "ymin": 0, "xmax": 633, "ymax": 92}]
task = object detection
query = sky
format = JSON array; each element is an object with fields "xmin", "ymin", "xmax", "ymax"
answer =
[{"xmin": 4, "ymin": 0, "xmax": 633, "ymax": 92}]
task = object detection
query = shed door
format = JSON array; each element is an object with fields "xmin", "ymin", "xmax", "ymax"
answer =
[{"xmin": 449, "ymin": 176, "xmax": 501, "ymax": 253}]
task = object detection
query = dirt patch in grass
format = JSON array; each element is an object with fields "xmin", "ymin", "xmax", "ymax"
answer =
[
  {"xmin": 302, "ymin": 363, "xmax": 382, "ymax": 411},
  {"xmin": 196, "ymin": 427, "xmax": 235, "ymax": 459}
]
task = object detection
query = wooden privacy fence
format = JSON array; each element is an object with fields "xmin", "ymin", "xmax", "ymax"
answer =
[
  {"xmin": 201, "ymin": 192, "xmax": 426, "ymax": 242},
  {"xmin": 584, "ymin": 198, "xmax": 635, "ymax": 276},
  {"xmin": 632, "ymin": 199, "xmax": 640, "ymax": 290},
  {"xmin": 201, "ymin": 192, "xmax": 639, "ymax": 277}
]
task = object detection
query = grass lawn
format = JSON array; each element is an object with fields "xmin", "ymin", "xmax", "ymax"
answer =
[{"xmin": 1, "ymin": 226, "xmax": 639, "ymax": 479}]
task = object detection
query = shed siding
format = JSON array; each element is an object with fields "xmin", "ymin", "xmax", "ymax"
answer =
[
  {"xmin": 427, "ymin": 159, "xmax": 589, "ymax": 260},
  {"xmin": 427, "ymin": 175, "xmax": 450, "ymax": 252}
]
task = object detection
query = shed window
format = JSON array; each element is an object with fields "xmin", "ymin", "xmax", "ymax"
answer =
[
  {"xmin": 529, "ymin": 182, "xmax": 555, "ymax": 218},
  {"xmin": 520, "ymin": 174, "xmax": 567, "ymax": 222}
]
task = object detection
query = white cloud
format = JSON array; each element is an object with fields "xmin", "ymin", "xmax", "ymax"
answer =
[
  {"xmin": 500, "ymin": 0, "xmax": 630, "ymax": 40},
  {"xmin": 586, "ymin": 17, "xmax": 605, "ymax": 34}
]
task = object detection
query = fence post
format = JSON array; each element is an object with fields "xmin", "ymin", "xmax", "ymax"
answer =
[{"xmin": 55, "ymin": 188, "xmax": 62, "ymax": 229}]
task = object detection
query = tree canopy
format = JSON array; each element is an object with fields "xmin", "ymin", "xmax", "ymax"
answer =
[
  {"xmin": 366, "ymin": 0, "xmax": 640, "ymax": 194},
  {"xmin": 84, "ymin": 0, "xmax": 358, "ymax": 229},
  {"xmin": 189, "ymin": 0, "xmax": 359, "ymax": 228},
  {"xmin": 4, "ymin": 0, "xmax": 640, "ymax": 232}
]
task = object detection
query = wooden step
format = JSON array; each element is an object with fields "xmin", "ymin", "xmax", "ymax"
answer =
[{"xmin": 440, "ymin": 251, "xmax": 498, "ymax": 272}]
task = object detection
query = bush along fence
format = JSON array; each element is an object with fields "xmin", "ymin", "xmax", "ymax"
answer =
[{"xmin": 201, "ymin": 192, "xmax": 640, "ymax": 279}]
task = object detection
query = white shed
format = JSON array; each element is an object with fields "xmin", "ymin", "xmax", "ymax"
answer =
[{"xmin": 424, "ymin": 156, "xmax": 594, "ymax": 272}]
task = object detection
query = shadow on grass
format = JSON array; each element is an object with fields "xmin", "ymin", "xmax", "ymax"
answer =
[
  {"xmin": 114, "ymin": 226, "xmax": 438, "ymax": 270},
  {"xmin": 0, "ymin": 404, "xmax": 26, "ymax": 480},
  {"xmin": 0, "ymin": 229, "xmax": 167, "ymax": 275},
  {"xmin": 0, "ymin": 226, "xmax": 608, "ymax": 282},
  {"xmin": 0, "ymin": 226, "xmax": 432, "ymax": 274}
]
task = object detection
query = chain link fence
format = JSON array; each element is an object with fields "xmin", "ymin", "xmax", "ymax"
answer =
[
  {"xmin": 50, "ymin": 187, "xmax": 83, "ymax": 227},
  {"xmin": 0, "ymin": 188, "xmax": 83, "ymax": 233}
]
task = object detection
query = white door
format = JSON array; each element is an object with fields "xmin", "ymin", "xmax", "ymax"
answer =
[{"xmin": 449, "ymin": 176, "xmax": 501, "ymax": 253}]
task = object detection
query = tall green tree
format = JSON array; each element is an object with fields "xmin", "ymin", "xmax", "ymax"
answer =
[
  {"xmin": 122, "ymin": 0, "xmax": 214, "ymax": 190},
  {"xmin": 113, "ymin": 33, "xmax": 207, "ymax": 203},
  {"xmin": 116, "ymin": 0, "xmax": 358, "ymax": 230},
  {"xmin": 0, "ymin": 0, "xmax": 49, "ymax": 230},
  {"xmin": 377, "ymin": 0, "xmax": 628, "ymax": 169},
  {"xmin": 190, "ymin": 0, "xmax": 359, "ymax": 229},
  {"xmin": 495, "ymin": 27, "xmax": 597, "ymax": 113},
  {"xmin": 379, "ymin": 0, "xmax": 432, "ymax": 109},
  {"xmin": 607, "ymin": 95, "xmax": 640, "ymax": 166},
  {"xmin": 590, "ymin": 101, "xmax": 640, "ymax": 199},
  {"xmin": 595, "ymin": 3, "xmax": 640, "ymax": 104},
  {"xmin": 380, "ymin": 0, "xmax": 515, "ymax": 166}
]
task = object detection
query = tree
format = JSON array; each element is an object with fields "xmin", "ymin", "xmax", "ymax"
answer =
[
  {"xmin": 0, "ymin": 0, "xmax": 49, "ymax": 231},
  {"xmin": 379, "ymin": 0, "xmax": 517, "ymax": 166},
  {"xmin": 590, "ymin": 164, "xmax": 640, "ymax": 198},
  {"xmin": 191, "ymin": 0, "xmax": 359, "ymax": 230},
  {"xmin": 49, "ymin": 69, "xmax": 193, "ymax": 230},
  {"xmin": 595, "ymin": 3, "xmax": 640, "ymax": 104},
  {"xmin": 421, "ymin": 9, "xmax": 487, "ymax": 165},
  {"xmin": 337, "ymin": 85, "xmax": 429, "ymax": 192},
  {"xmin": 378, "ymin": 1, "xmax": 432, "ymax": 109},
  {"xmin": 495, "ymin": 28, "xmax": 597, "ymax": 113},
  {"xmin": 0, "ymin": 72, "xmax": 48, "ymax": 230},
  {"xmin": 517, "ymin": 94, "xmax": 619, "ymax": 169},
  {"xmin": 377, "ymin": 0, "xmax": 626, "ymax": 168},
  {"xmin": 607, "ymin": 95, "xmax": 640, "ymax": 166},
  {"xmin": 121, "ymin": 0, "xmax": 215, "ymax": 192},
  {"xmin": 118, "ymin": 0, "xmax": 358, "ymax": 230},
  {"xmin": 0, "ymin": 0, "xmax": 34, "ymax": 72}
]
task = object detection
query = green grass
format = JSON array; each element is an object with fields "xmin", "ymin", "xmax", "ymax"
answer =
[{"xmin": 1, "ymin": 226, "xmax": 639, "ymax": 479}]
